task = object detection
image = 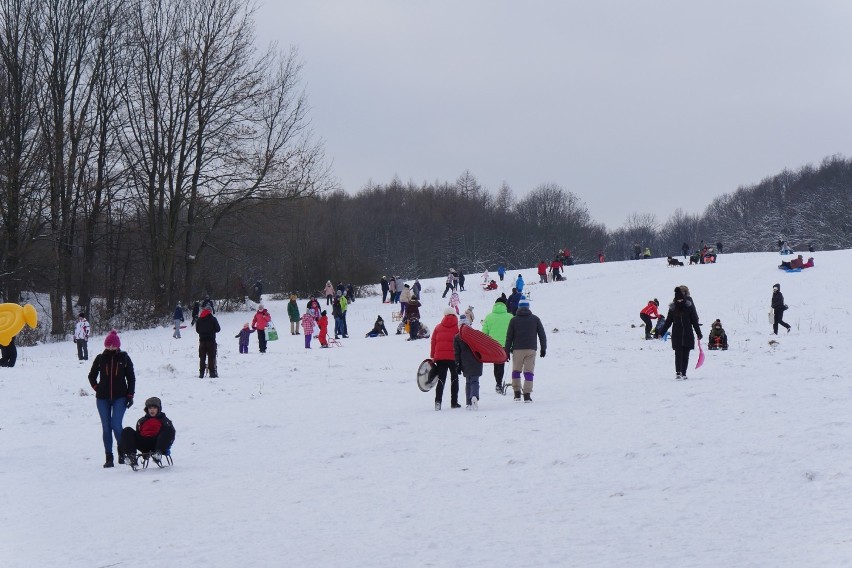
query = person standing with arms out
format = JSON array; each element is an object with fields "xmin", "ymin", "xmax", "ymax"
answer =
[
  {"xmin": 482, "ymin": 297, "xmax": 513, "ymax": 394},
  {"xmin": 287, "ymin": 295, "xmax": 300, "ymax": 335},
  {"xmin": 639, "ymin": 299, "xmax": 660, "ymax": 340},
  {"xmin": 88, "ymin": 330, "xmax": 135, "ymax": 468},
  {"xmin": 195, "ymin": 305, "xmax": 220, "ymax": 378},
  {"xmin": 504, "ymin": 297, "xmax": 547, "ymax": 402},
  {"xmin": 172, "ymin": 303, "xmax": 184, "ymax": 339},
  {"xmin": 771, "ymin": 283, "xmax": 791, "ymax": 334},
  {"xmin": 74, "ymin": 312, "xmax": 91, "ymax": 361},
  {"xmin": 251, "ymin": 304, "xmax": 272, "ymax": 353},
  {"xmin": 659, "ymin": 286, "xmax": 702, "ymax": 380}
]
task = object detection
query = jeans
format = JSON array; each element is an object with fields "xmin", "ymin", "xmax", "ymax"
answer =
[
  {"xmin": 465, "ymin": 375, "xmax": 480, "ymax": 405},
  {"xmin": 76, "ymin": 339, "xmax": 88, "ymax": 360},
  {"xmin": 96, "ymin": 398, "xmax": 127, "ymax": 453}
]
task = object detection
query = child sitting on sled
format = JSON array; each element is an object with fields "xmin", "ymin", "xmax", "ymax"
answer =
[
  {"xmin": 708, "ymin": 319, "xmax": 728, "ymax": 350},
  {"xmin": 118, "ymin": 397, "xmax": 176, "ymax": 468}
]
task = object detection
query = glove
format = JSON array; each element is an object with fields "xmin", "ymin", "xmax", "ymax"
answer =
[
  {"xmin": 697, "ymin": 334, "xmax": 703, "ymax": 341},
  {"xmin": 540, "ymin": 349, "xmax": 546, "ymax": 358},
  {"xmin": 126, "ymin": 397, "xmax": 134, "ymax": 409}
]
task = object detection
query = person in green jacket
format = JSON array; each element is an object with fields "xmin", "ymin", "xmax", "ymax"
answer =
[
  {"xmin": 287, "ymin": 295, "xmax": 301, "ymax": 335},
  {"xmin": 481, "ymin": 296, "xmax": 514, "ymax": 394},
  {"xmin": 339, "ymin": 293, "xmax": 349, "ymax": 338}
]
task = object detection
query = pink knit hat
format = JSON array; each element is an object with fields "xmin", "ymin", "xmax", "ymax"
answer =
[{"xmin": 104, "ymin": 330, "xmax": 121, "ymax": 349}]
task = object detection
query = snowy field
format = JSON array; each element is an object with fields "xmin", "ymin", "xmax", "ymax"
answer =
[{"xmin": 2, "ymin": 250, "xmax": 852, "ymax": 567}]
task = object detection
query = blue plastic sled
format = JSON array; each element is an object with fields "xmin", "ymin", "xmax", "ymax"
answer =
[{"xmin": 781, "ymin": 267, "xmax": 802, "ymax": 273}]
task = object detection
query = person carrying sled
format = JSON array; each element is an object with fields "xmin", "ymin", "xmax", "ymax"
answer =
[
  {"xmin": 118, "ymin": 397, "xmax": 176, "ymax": 468},
  {"xmin": 771, "ymin": 283, "xmax": 791, "ymax": 334},
  {"xmin": 454, "ymin": 314, "xmax": 483, "ymax": 410},
  {"xmin": 317, "ymin": 311, "xmax": 329, "ymax": 347},
  {"xmin": 88, "ymin": 330, "xmax": 135, "ymax": 468},
  {"xmin": 430, "ymin": 308, "xmax": 461, "ymax": 410},
  {"xmin": 708, "ymin": 319, "xmax": 728, "ymax": 350},
  {"xmin": 504, "ymin": 297, "xmax": 547, "ymax": 402},
  {"xmin": 659, "ymin": 286, "xmax": 702, "ymax": 380},
  {"xmin": 639, "ymin": 299, "xmax": 660, "ymax": 340}
]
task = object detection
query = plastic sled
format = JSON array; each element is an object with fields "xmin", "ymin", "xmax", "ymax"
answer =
[
  {"xmin": 458, "ymin": 325, "xmax": 508, "ymax": 363},
  {"xmin": 416, "ymin": 358, "xmax": 437, "ymax": 392},
  {"xmin": 128, "ymin": 448, "xmax": 173, "ymax": 471}
]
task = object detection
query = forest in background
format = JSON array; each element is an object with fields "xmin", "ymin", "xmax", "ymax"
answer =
[{"xmin": 2, "ymin": 1, "xmax": 851, "ymax": 342}]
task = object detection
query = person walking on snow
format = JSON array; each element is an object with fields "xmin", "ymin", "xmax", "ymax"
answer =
[
  {"xmin": 442, "ymin": 270, "xmax": 455, "ymax": 298},
  {"xmin": 380, "ymin": 276, "xmax": 390, "ymax": 303},
  {"xmin": 74, "ymin": 312, "xmax": 91, "ymax": 361},
  {"xmin": 537, "ymin": 260, "xmax": 548, "ymax": 283},
  {"xmin": 515, "ymin": 274, "xmax": 525, "ymax": 294},
  {"xmin": 771, "ymin": 283, "xmax": 791, "ymax": 334},
  {"xmin": 172, "ymin": 303, "xmax": 184, "ymax": 338},
  {"xmin": 431, "ymin": 308, "xmax": 462, "ymax": 410},
  {"xmin": 482, "ymin": 297, "xmax": 513, "ymax": 394},
  {"xmin": 504, "ymin": 297, "xmax": 547, "ymax": 402},
  {"xmin": 448, "ymin": 291, "xmax": 461, "ymax": 314},
  {"xmin": 88, "ymin": 330, "xmax": 135, "ymax": 468},
  {"xmin": 455, "ymin": 314, "xmax": 483, "ymax": 410},
  {"xmin": 659, "ymin": 285, "xmax": 702, "ymax": 380},
  {"xmin": 639, "ymin": 299, "xmax": 660, "ymax": 340}
]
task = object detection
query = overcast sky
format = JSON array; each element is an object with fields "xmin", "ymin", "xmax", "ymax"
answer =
[{"xmin": 252, "ymin": 1, "xmax": 852, "ymax": 228}]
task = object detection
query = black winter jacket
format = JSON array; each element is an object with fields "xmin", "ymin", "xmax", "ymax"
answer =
[
  {"xmin": 195, "ymin": 312, "xmax": 221, "ymax": 342},
  {"xmin": 661, "ymin": 299, "xmax": 701, "ymax": 350},
  {"xmin": 771, "ymin": 290, "xmax": 786, "ymax": 311},
  {"xmin": 88, "ymin": 349, "xmax": 136, "ymax": 400},
  {"xmin": 504, "ymin": 308, "xmax": 547, "ymax": 352}
]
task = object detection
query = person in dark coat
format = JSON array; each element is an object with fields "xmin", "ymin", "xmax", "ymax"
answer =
[
  {"xmin": 659, "ymin": 285, "xmax": 702, "ymax": 380},
  {"xmin": 0, "ymin": 335, "xmax": 17, "ymax": 367},
  {"xmin": 405, "ymin": 295, "xmax": 422, "ymax": 340},
  {"xmin": 504, "ymin": 297, "xmax": 547, "ymax": 402},
  {"xmin": 681, "ymin": 242, "xmax": 690, "ymax": 259},
  {"xmin": 190, "ymin": 301, "xmax": 200, "ymax": 326},
  {"xmin": 195, "ymin": 307, "xmax": 221, "ymax": 378},
  {"xmin": 507, "ymin": 288, "xmax": 522, "ymax": 315},
  {"xmin": 172, "ymin": 303, "xmax": 184, "ymax": 339},
  {"xmin": 365, "ymin": 316, "xmax": 389, "ymax": 338},
  {"xmin": 771, "ymin": 283, "xmax": 791, "ymax": 334},
  {"xmin": 118, "ymin": 396, "xmax": 176, "ymax": 468},
  {"xmin": 201, "ymin": 295, "xmax": 215, "ymax": 314},
  {"xmin": 454, "ymin": 314, "xmax": 484, "ymax": 409},
  {"xmin": 88, "ymin": 330, "xmax": 136, "ymax": 468},
  {"xmin": 380, "ymin": 276, "xmax": 390, "ymax": 303}
]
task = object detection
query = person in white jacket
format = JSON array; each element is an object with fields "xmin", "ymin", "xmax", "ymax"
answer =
[{"xmin": 74, "ymin": 312, "xmax": 91, "ymax": 361}]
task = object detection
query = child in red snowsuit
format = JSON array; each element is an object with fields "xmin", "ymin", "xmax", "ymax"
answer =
[{"xmin": 317, "ymin": 311, "xmax": 329, "ymax": 347}]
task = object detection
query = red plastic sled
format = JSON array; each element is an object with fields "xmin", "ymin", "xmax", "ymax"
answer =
[
  {"xmin": 695, "ymin": 342, "xmax": 705, "ymax": 369},
  {"xmin": 459, "ymin": 325, "xmax": 508, "ymax": 363}
]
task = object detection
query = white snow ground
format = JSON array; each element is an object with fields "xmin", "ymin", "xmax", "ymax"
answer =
[{"xmin": 2, "ymin": 250, "xmax": 852, "ymax": 567}]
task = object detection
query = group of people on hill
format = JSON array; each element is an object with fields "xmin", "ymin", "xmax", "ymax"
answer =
[
  {"xmin": 425, "ymin": 293, "xmax": 547, "ymax": 410},
  {"xmin": 638, "ymin": 280, "xmax": 796, "ymax": 377}
]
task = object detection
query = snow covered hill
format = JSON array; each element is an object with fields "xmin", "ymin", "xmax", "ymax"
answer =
[{"xmin": 2, "ymin": 250, "xmax": 851, "ymax": 567}]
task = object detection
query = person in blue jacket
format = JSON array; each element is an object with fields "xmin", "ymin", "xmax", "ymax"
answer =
[{"xmin": 515, "ymin": 274, "xmax": 525, "ymax": 294}]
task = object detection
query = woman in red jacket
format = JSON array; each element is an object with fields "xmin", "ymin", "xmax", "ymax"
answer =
[
  {"xmin": 639, "ymin": 299, "xmax": 660, "ymax": 340},
  {"xmin": 430, "ymin": 308, "xmax": 461, "ymax": 410}
]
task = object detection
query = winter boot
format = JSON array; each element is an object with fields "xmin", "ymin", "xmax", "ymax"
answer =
[
  {"xmin": 103, "ymin": 453, "xmax": 114, "ymax": 468},
  {"xmin": 514, "ymin": 390, "xmax": 522, "ymax": 401},
  {"xmin": 523, "ymin": 393, "xmax": 533, "ymax": 403},
  {"xmin": 209, "ymin": 367, "xmax": 218, "ymax": 378}
]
